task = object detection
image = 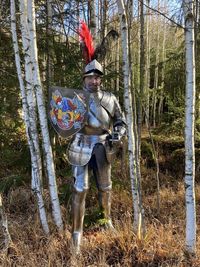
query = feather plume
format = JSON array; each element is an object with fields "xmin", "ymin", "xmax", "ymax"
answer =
[
  {"xmin": 92, "ymin": 30, "xmax": 119, "ymax": 62},
  {"xmin": 78, "ymin": 21, "xmax": 95, "ymax": 63}
]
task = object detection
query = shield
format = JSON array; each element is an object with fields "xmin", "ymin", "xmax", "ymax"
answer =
[{"xmin": 48, "ymin": 86, "xmax": 89, "ymax": 138}]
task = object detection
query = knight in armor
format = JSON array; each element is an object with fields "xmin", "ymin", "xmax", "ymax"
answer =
[{"xmin": 67, "ymin": 22, "xmax": 126, "ymax": 252}]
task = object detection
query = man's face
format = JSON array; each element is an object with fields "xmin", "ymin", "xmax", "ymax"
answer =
[{"xmin": 84, "ymin": 75, "xmax": 101, "ymax": 92}]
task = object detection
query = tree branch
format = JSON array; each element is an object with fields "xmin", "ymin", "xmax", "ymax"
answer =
[{"xmin": 140, "ymin": 0, "xmax": 185, "ymax": 29}]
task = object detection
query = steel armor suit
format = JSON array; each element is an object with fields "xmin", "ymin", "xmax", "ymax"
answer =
[{"xmin": 67, "ymin": 87, "xmax": 126, "ymax": 250}]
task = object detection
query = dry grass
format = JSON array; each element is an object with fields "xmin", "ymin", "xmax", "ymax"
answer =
[{"xmin": 0, "ymin": 160, "xmax": 200, "ymax": 266}]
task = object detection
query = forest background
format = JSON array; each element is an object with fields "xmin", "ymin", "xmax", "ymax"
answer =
[{"xmin": 0, "ymin": 0, "xmax": 200, "ymax": 266}]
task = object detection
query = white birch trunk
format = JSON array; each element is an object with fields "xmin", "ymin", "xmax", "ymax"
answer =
[
  {"xmin": 0, "ymin": 194, "xmax": 11, "ymax": 249},
  {"xmin": 183, "ymin": 0, "xmax": 196, "ymax": 255},
  {"xmin": 46, "ymin": 0, "xmax": 57, "ymax": 167},
  {"xmin": 116, "ymin": 38, "xmax": 120, "ymax": 93},
  {"xmin": 11, "ymin": 0, "xmax": 49, "ymax": 234},
  {"xmin": 27, "ymin": 0, "xmax": 63, "ymax": 230},
  {"xmin": 117, "ymin": 0, "xmax": 141, "ymax": 234},
  {"xmin": 19, "ymin": 0, "xmax": 43, "ymax": 186}
]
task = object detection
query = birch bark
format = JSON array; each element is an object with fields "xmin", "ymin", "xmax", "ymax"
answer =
[
  {"xmin": 10, "ymin": 0, "xmax": 49, "ymax": 234},
  {"xmin": 46, "ymin": 0, "xmax": 56, "ymax": 166},
  {"xmin": 183, "ymin": 0, "xmax": 196, "ymax": 255},
  {"xmin": 0, "ymin": 194, "xmax": 11, "ymax": 249},
  {"xmin": 28, "ymin": 0, "xmax": 63, "ymax": 230},
  {"xmin": 117, "ymin": 0, "xmax": 141, "ymax": 234},
  {"xmin": 19, "ymin": 0, "xmax": 43, "ymax": 187}
]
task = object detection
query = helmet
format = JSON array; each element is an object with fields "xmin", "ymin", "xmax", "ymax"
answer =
[
  {"xmin": 83, "ymin": 59, "xmax": 103, "ymax": 77},
  {"xmin": 78, "ymin": 21, "xmax": 118, "ymax": 78}
]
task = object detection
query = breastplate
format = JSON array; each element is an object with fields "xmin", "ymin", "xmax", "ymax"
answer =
[{"xmin": 80, "ymin": 92, "xmax": 111, "ymax": 135}]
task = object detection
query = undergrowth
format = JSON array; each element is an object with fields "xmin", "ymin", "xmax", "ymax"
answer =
[
  {"xmin": 0, "ymin": 130, "xmax": 200, "ymax": 266},
  {"xmin": 0, "ymin": 181, "xmax": 200, "ymax": 266}
]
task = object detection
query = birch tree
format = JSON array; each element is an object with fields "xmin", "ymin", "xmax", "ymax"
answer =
[
  {"xmin": 11, "ymin": 0, "xmax": 63, "ymax": 231},
  {"xmin": 0, "ymin": 194, "xmax": 11, "ymax": 250},
  {"xmin": 183, "ymin": 0, "xmax": 196, "ymax": 255},
  {"xmin": 117, "ymin": 0, "xmax": 142, "ymax": 236},
  {"xmin": 28, "ymin": 0, "xmax": 63, "ymax": 230},
  {"xmin": 10, "ymin": 0, "xmax": 49, "ymax": 234},
  {"xmin": 46, "ymin": 0, "xmax": 58, "ymax": 167}
]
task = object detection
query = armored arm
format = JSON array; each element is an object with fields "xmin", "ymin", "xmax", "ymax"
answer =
[
  {"xmin": 99, "ymin": 91, "xmax": 126, "ymax": 141},
  {"xmin": 111, "ymin": 98, "xmax": 126, "ymax": 141}
]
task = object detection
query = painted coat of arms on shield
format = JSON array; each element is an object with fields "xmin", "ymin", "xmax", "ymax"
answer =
[{"xmin": 49, "ymin": 86, "xmax": 89, "ymax": 138}]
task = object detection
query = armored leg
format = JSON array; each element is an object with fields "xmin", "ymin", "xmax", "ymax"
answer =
[
  {"xmin": 98, "ymin": 190, "xmax": 114, "ymax": 228},
  {"xmin": 92, "ymin": 144, "xmax": 113, "ymax": 228},
  {"xmin": 71, "ymin": 165, "xmax": 89, "ymax": 252}
]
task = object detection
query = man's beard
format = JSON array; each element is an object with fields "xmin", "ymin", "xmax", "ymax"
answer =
[{"xmin": 86, "ymin": 85, "xmax": 100, "ymax": 92}]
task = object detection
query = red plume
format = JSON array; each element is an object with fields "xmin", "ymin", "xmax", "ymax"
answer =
[{"xmin": 78, "ymin": 21, "xmax": 95, "ymax": 63}]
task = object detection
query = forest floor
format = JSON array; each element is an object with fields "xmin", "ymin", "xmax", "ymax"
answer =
[{"xmin": 0, "ymin": 128, "xmax": 200, "ymax": 266}]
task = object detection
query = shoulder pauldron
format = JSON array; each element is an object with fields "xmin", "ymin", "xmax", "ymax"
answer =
[{"xmin": 100, "ymin": 91, "xmax": 116, "ymax": 117}]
